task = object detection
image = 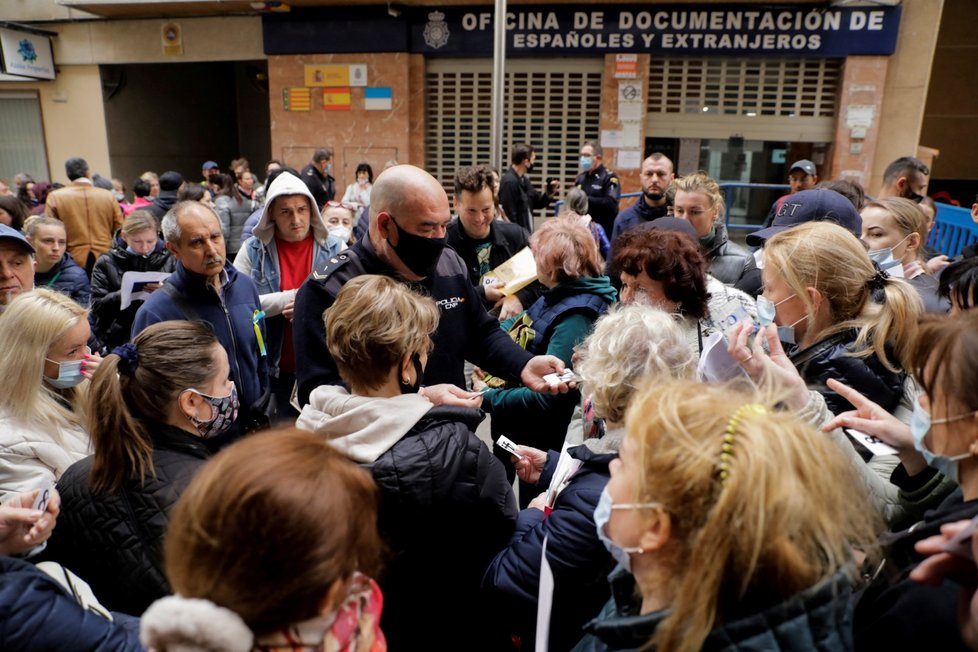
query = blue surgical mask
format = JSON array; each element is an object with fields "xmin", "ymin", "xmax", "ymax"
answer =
[
  {"xmin": 756, "ymin": 294, "xmax": 806, "ymax": 344},
  {"xmin": 593, "ymin": 487, "xmax": 660, "ymax": 573},
  {"xmin": 580, "ymin": 156, "xmax": 594, "ymax": 172},
  {"xmin": 866, "ymin": 234, "xmax": 909, "ymax": 279},
  {"xmin": 911, "ymin": 395, "xmax": 975, "ymax": 483},
  {"xmin": 44, "ymin": 358, "xmax": 86, "ymax": 389}
]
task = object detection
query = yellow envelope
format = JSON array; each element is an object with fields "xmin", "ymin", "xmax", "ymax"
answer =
[{"xmin": 480, "ymin": 246, "xmax": 538, "ymax": 297}]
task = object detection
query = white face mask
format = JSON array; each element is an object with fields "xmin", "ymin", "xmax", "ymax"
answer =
[{"xmin": 328, "ymin": 225, "xmax": 352, "ymax": 243}]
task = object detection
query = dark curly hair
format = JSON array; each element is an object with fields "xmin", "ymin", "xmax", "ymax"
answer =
[{"xmin": 612, "ymin": 225, "xmax": 710, "ymax": 318}]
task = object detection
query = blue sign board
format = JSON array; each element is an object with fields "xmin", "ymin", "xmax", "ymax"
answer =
[{"xmin": 264, "ymin": 5, "xmax": 901, "ymax": 58}]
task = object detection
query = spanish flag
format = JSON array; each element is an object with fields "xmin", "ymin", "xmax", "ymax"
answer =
[{"xmin": 323, "ymin": 87, "xmax": 352, "ymax": 111}]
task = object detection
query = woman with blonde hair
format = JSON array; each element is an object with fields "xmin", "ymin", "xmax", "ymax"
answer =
[
  {"xmin": 46, "ymin": 320, "xmax": 232, "ymax": 615},
  {"xmin": 484, "ymin": 304, "xmax": 694, "ymax": 651},
  {"xmin": 90, "ymin": 209, "xmax": 175, "ymax": 350},
  {"xmin": 574, "ymin": 379, "xmax": 880, "ymax": 652},
  {"xmin": 860, "ymin": 197, "xmax": 949, "ymax": 313},
  {"xmin": 140, "ymin": 429, "xmax": 386, "ymax": 652},
  {"xmin": 760, "ymin": 220, "xmax": 922, "ymax": 416},
  {"xmin": 671, "ymin": 171, "xmax": 758, "ymax": 290},
  {"xmin": 0, "ymin": 288, "xmax": 98, "ymax": 499},
  {"xmin": 297, "ymin": 274, "xmax": 516, "ymax": 652}
]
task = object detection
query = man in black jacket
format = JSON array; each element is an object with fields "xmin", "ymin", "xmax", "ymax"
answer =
[
  {"xmin": 575, "ymin": 141, "xmax": 621, "ymax": 236},
  {"xmin": 300, "ymin": 147, "xmax": 336, "ymax": 208},
  {"xmin": 292, "ymin": 164, "xmax": 570, "ymax": 406},
  {"xmin": 610, "ymin": 152, "xmax": 674, "ymax": 246},
  {"xmin": 447, "ymin": 164, "xmax": 541, "ymax": 320},
  {"xmin": 498, "ymin": 142, "xmax": 557, "ymax": 233}
]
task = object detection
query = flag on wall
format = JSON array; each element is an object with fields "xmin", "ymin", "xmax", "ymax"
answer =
[
  {"xmin": 364, "ymin": 87, "xmax": 393, "ymax": 111},
  {"xmin": 283, "ymin": 87, "xmax": 311, "ymax": 111},
  {"xmin": 324, "ymin": 87, "xmax": 352, "ymax": 111}
]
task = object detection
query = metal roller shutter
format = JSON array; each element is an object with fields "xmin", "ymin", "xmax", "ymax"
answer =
[
  {"xmin": 647, "ymin": 57, "xmax": 841, "ymax": 142},
  {"xmin": 425, "ymin": 58, "xmax": 603, "ymax": 223}
]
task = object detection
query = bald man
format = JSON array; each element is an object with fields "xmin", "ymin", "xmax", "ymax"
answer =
[{"xmin": 292, "ymin": 165, "xmax": 569, "ymax": 405}]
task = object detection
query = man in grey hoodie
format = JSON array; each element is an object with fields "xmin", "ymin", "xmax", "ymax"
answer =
[{"xmin": 234, "ymin": 172, "xmax": 343, "ymax": 418}]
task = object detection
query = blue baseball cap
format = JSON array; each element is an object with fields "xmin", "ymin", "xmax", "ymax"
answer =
[
  {"xmin": 202, "ymin": 160, "xmax": 219, "ymax": 170},
  {"xmin": 0, "ymin": 224, "xmax": 34, "ymax": 253},
  {"xmin": 747, "ymin": 188, "xmax": 861, "ymax": 247}
]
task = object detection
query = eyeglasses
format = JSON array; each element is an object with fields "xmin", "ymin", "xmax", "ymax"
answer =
[{"xmin": 324, "ymin": 201, "xmax": 357, "ymax": 212}]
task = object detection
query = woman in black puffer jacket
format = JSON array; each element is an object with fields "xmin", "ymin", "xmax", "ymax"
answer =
[
  {"xmin": 44, "ymin": 320, "xmax": 238, "ymax": 615},
  {"xmin": 90, "ymin": 210, "xmax": 175, "ymax": 350},
  {"xmin": 760, "ymin": 221, "xmax": 922, "ymax": 416},
  {"xmin": 297, "ymin": 274, "xmax": 517, "ymax": 652}
]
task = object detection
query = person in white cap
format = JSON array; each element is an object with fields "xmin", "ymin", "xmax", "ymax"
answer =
[{"xmin": 760, "ymin": 159, "xmax": 820, "ymax": 229}]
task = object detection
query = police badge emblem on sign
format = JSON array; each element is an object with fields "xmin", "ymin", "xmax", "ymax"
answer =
[{"xmin": 424, "ymin": 11, "xmax": 450, "ymax": 49}]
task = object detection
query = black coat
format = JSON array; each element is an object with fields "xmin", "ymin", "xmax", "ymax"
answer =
[
  {"xmin": 368, "ymin": 405, "xmax": 517, "ymax": 652},
  {"xmin": 300, "ymin": 162, "xmax": 335, "ymax": 208},
  {"xmin": 35, "ymin": 252, "xmax": 92, "ymax": 307},
  {"xmin": 45, "ymin": 424, "xmax": 211, "ymax": 616},
  {"xmin": 854, "ymin": 493, "xmax": 978, "ymax": 651},
  {"xmin": 446, "ymin": 218, "xmax": 543, "ymax": 310},
  {"xmin": 498, "ymin": 167, "xmax": 553, "ymax": 233},
  {"xmin": 292, "ymin": 235, "xmax": 533, "ymax": 405},
  {"xmin": 90, "ymin": 241, "xmax": 175, "ymax": 350},
  {"xmin": 788, "ymin": 330, "xmax": 905, "ymax": 415}
]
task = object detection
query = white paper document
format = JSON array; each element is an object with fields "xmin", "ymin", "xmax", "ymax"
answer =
[
  {"xmin": 120, "ymin": 271, "xmax": 171, "ymax": 310},
  {"xmin": 697, "ymin": 331, "xmax": 751, "ymax": 384}
]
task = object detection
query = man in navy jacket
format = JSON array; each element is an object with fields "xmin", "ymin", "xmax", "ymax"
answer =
[
  {"xmin": 132, "ymin": 201, "xmax": 269, "ymax": 436},
  {"xmin": 292, "ymin": 164, "xmax": 570, "ymax": 407}
]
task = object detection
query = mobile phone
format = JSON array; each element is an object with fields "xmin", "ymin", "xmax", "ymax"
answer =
[
  {"xmin": 31, "ymin": 485, "xmax": 53, "ymax": 513},
  {"xmin": 496, "ymin": 435, "xmax": 525, "ymax": 461}
]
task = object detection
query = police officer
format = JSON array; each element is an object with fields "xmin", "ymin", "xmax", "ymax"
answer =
[{"xmin": 574, "ymin": 141, "xmax": 621, "ymax": 237}]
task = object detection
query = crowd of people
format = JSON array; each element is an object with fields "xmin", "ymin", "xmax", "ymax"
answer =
[{"xmin": 1, "ymin": 145, "xmax": 978, "ymax": 652}]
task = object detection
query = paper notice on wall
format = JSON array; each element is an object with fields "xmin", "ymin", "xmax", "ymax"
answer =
[
  {"xmin": 618, "ymin": 81, "xmax": 644, "ymax": 121},
  {"xmin": 614, "ymin": 54, "xmax": 638, "ymax": 79},
  {"xmin": 846, "ymin": 105, "xmax": 875, "ymax": 129},
  {"xmin": 616, "ymin": 149, "xmax": 642, "ymax": 170},
  {"xmin": 621, "ymin": 122, "xmax": 642, "ymax": 147},
  {"xmin": 600, "ymin": 129, "xmax": 624, "ymax": 148}
]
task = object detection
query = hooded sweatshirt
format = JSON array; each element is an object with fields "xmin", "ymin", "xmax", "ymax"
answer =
[
  {"xmin": 296, "ymin": 385, "xmax": 434, "ymax": 462},
  {"xmin": 233, "ymin": 172, "xmax": 342, "ymax": 374}
]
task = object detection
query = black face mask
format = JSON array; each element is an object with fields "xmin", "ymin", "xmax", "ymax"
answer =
[
  {"xmin": 399, "ymin": 353, "xmax": 424, "ymax": 394},
  {"xmin": 386, "ymin": 213, "xmax": 447, "ymax": 278},
  {"xmin": 525, "ymin": 160, "xmax": 535, "ymax": 173},
  {"xmin": 902, "ymin": 187, "xmax": 925, "ymax": 204}
]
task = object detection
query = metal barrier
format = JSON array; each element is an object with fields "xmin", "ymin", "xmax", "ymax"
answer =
[{"xmin": 930, "ymin": 203, "xmax": 978, "ymax": 257}]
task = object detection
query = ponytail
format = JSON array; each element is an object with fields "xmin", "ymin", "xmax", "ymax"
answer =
[
  {"xmin": 853, "ymin": 274, "xmax": 923, "ymax": 373},
  {"xmin": 86, "ymin": 354, "xmax": 154, "ymax": 494}
]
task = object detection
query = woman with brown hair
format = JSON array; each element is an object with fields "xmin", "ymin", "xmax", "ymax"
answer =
[
  {"xmin": 573, "ymin": 379, "xmax": 880, "ymax": 652},
  {"xmin": 140, "ymin": 428, "xmax": 385, "ymax": 652},
  {"xmin": 814, "ymin": 310, "xmax": 978, "ymax": 649},
  {"xmin": 297, "ymin": 274, "xmax": 516, "ymax": 651},
  {"xmin": 612, "ymin": 218, "xmax": 757, "ymax": 359},
  {"xmin": 45, "ymin": 320, "xmax": 236, "ymax": 615}
]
